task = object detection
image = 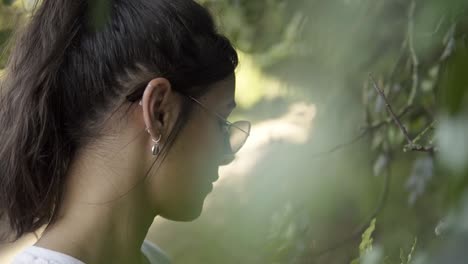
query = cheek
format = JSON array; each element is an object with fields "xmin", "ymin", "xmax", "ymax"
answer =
[
  {"xmin": 197, "ymin": 132, "xmax": 223, "ymax": 163},
  {"xmin": 184, "ymin": 113, "xmax": 225, "ymax": 167},
  {"xmin": 150, "ymin": 115, "xmax": 223, "ymax": 219}
]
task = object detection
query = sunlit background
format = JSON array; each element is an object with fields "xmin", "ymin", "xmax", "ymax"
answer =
[{"xmin": 1, "ymin": 0, "xmax": 468, "ymax": 263}]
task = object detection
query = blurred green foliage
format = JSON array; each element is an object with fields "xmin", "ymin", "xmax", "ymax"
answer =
[
  {"xmin": 2, "ymin": 0, "xmax": 14, "ymax": 6},
  {"xmin": 1, "ymin": 0, "xmax": 468, "ymax": 263}
]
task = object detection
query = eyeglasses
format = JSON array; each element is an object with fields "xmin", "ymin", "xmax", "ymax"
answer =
[{"xmin": 186, "ymin": 95, "xmax": 251, "ymax": 154}]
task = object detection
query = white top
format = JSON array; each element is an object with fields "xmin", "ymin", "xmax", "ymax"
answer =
[{"xmin": 11, "ymin": 240, "xmax": 171, "ymax": 264}]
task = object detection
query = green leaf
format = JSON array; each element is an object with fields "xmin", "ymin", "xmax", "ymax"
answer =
[
  {"xmin": 399, "ymin": 237, "xmax": 418, "ymax": 264},
  {"xmin": 407, "ymin": 237, "xmax": 418, "ymax": 263},
  {"xmin": 351, "ymin": 218, "xmax": 377, "ymax": 264},
  {"xmin": 360, "ymin": 218, "xmax": 376, "ymax": 255}
]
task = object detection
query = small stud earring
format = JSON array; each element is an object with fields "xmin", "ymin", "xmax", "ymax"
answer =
[
  {"xmin": 152, "ymin": 135, "xmax": 162, "ymax": 156},
  {"xmin": 139, "ymin": 100, "xmax": 142, "ymax": 106}
]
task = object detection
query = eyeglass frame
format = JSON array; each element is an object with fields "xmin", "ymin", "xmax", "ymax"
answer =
[
  {"xmin": 185, "ymin": 95, "xmax": 250, "ymax": 154},
  {"xmin": 127, "ymin": 83, "xmax": 251, "ymax": 153}
]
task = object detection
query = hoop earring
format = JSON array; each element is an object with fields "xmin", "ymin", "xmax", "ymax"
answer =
[{"xmin": 152, "ymin": 135, "xmax": 162, "ymax": 156}]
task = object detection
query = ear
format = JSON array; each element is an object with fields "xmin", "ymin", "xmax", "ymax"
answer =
[{"xmin": 140, "ymin": 78, "xmax": 181, "ymax": 142}]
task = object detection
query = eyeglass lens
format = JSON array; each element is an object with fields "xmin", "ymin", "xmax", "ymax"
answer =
[{"xmin": 228, "ymin": 120, "xmax": 251, "ymax": 154}]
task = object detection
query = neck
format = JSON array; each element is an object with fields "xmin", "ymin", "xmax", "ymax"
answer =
[{"xmin": 35, "ymin": 139, "xmax": 157, "ymax": 264}]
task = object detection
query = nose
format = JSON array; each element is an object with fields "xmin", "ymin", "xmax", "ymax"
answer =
[{"xmin": 219, "ymin": 153, "xmax": 235, "ymax": 166}]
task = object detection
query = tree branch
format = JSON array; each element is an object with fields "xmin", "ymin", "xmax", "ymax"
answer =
[
  {"xmin": 370, "ymin": 74, "xmax": 437, "ymax": 154},
  {"xmin": 412, "ymin": 120, "xmax": 436, "ymax": 145},
  {"xmin": 370, "ymin": 74, "xmax": 413, "ymax": 145}
]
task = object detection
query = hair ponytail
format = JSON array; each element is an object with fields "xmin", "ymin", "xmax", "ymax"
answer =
[{"xmin": 0, "ymin": 0, "xmax": 86, "ymax": 240}]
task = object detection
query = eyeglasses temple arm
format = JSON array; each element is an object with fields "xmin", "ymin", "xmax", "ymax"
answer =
[{"xmin": 187, "ymin": 95, "xmax": 250, "ymax": 135}]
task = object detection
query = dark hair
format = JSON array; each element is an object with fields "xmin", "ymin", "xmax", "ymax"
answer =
[{"xmin": 0, "ymin": 0, "xmax": 238, "ymax": 240}]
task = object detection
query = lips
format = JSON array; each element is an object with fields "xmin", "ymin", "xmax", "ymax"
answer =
[
  {"xmin": 207, "ymin": 167, "xmax": 220, "ymax": 183},
  {"xmin": 205, "ymin": 174, "xmax": 218, "ymax": 194}
]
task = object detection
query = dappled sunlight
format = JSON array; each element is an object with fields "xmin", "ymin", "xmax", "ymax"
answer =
[
  {"xmin": 235, "ymin": 51, "xmax": 288, "ymax": 109},
  {"xmin": 215, "ymin": 102, "xmax": 316, "ymax": 192},
  {"xmin": 148, "ymin": 101, "xmax": 317, "ymax": 263}
]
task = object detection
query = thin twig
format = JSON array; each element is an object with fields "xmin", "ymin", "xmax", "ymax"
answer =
[
  {"xmin": 408, "ymin": 0, "xmax": 419, "ymax": 106},
  {"xmin": 412, "ymin": 120, "xmax": 436, "ymax": 145},
  {"xmin": 440, "ymin": 23, "xmax": 457, "ymax": 61},
  {"xmin": 308, "ymin": 129, "xmax": 370, "ymax": 158},
  {"xmin": 306, "ymin": 105, "xmax": 412, "ymax": 159},
  {"xmin": 370, "ymin": 75, "xmax": 437, "ymax": 153},
  {"xmin": 367, "ymin": 105, "xmax": 412, "ymax": 131},
  {"xmin": 369, "ymin": 74, "xmax": 413, "ymax": 145},
  {"xmin": 422, "ymin": 15, "xmax": 445, "ymax": 37},
  {"xmin": 388, "ymin": 38, "xmax": 408, "ymax": 82},
  {"xmin": 403, "ymin": 144, "xmax": 436, "ymax": 153}
]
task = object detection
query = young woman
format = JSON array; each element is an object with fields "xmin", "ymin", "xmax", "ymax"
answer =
[{"xmin": 0, "ymin": 0, "xmax": 250, "ymax": 263}]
